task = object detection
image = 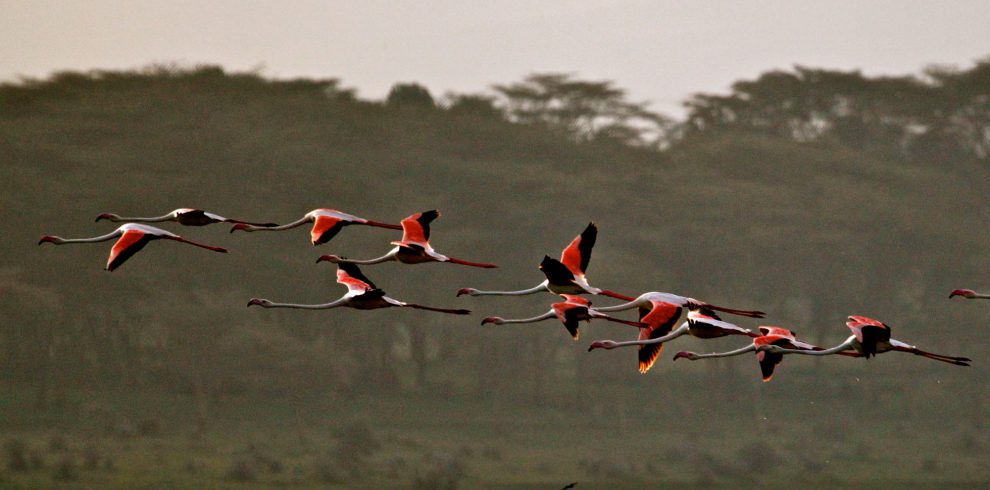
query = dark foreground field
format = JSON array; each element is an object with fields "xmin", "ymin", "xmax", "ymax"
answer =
[{"xmin": 2, "ymin": 370, "xmax": 987, "ymax": 489}]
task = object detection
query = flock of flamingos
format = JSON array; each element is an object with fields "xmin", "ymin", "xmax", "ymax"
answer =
[{"xmin": 38, "ymin": 207, "xmax": 982, "ymax": 381}]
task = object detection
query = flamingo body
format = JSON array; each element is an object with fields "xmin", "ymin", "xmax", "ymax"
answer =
[
  {"xmin": 97, "ymin": 208, "xmax": 277, "ymax": 227},
  {"xmin": 758, "ymin": 315, "xmax": 971, "ymax": 366},
  {"xmin": 587, "ymin": 304, "xmax": 756, "ymax": 373},
  {"xmin": 672, "ymin": 326, "xmax": 831, "ymax": 381},
  {"xmin": 458, "ymin": 222, "xmax": 628, "ymax": 298},
  {"xmin": 229, "ymin": 208, "xmax": 401, "ymax": 245},
  {"xmin": 481, "ymin": 294, "xmax": 646, "ymax": 340},
  {"xmin": 247, "ymin": 262, "xmax": 470, "ymax": 315},
  {"xmin": 949, "ymin": 289, "xmax": 990, "ymax": 300},
  {"xmin": 319, "ymin": 210, "xmax": 498, "ymax": 268},
  {"xmin": 39, "ymin": 223, "xmax": 228, "ymax": 271}
]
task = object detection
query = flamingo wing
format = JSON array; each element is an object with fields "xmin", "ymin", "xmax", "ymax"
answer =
[
  {"xmin": 311, "ymin": 215, "xmax": 347, "ymax": 245},
  {"xmin": 399, "ymin": 210, "xmax": 438, "ymax": 246},
  {"xmin": 106, "ymin": 230, "xmax": 154, "ymax": 271},
  {"xmin": 559, "ymin": 222, "xmax": 597, "ymax": 275},
  {"xmin": 557, "ymin": 305, "xmax": 585, "ymax": 340},
  {"xmin": 174, "ymin": 209, "xmax": 224, "ymax": 226},
  {"xmin": 636, "ymin": 301, "xmax": 683, "ymax": 373},
  {"xmin": 846, "ymin": 316, "xmax": 890, "ymax": 358},
  {"xmin": 687, "ymin": 307, "xmax": 753, "ymax": 338},
  {"xmin": 758, "ymin": 326, "xmax": 795, "ymax": 338},
  {"xmin": 540, "ymin": 255, "xmax": 577, "ymax": 287},
  {"xmin": 336, "ymin": 263, "xmax": 377, "ymax": 294}
]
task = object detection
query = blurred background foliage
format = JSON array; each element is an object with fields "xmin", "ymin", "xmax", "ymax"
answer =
[{"xmin": 0, "ymin": 60, "xmax": 987, "ymax": 487}]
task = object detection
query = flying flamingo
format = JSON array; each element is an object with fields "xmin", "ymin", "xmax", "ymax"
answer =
[
  {"xmin": 96, "ymin": 208, "xmax": 277, "ymax": 227},
  {"xmin": 590, "ymin": 292, "xmax": 765, "ymax": 371},
  {"xmin": 587, "ymin": 304, "xmax": 758, "ymax": 370},
  {"xmin": 38, "ymin": 223, "xmax": 228, "ymax": 271},
  {"xmin": 229, "ymin": 208, "xmax": 402, "ymax": 245},
  {"xmin": 949, "ymin": 289, "xmax": 990, "ymax": 300},
  {"xmin": 316, "ymin": 210, "xmax": 497, "ymax": 268},
  {"xmin": 757, "ymin": 315, "xmax": 971, "ymax": 366},
  {"xmin": 247, "ymin": 262, "xmax": 470, "ymax": 314},
  {"xmin": 457, "ymin": 222, "xmax": 631, "ymax": 299},
  {"xmin": 672, "ymin": 327, "xmax": 861, "ymax": 382},
  {"xmin": 479, "ymin": 294, "xmax": 647, "ymax": 340}
]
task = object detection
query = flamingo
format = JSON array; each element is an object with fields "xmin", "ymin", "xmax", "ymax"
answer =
[
  {"xmin": 317, "ymin": 210, "xmax": 497, "ymax": 268},
  {"xmin": 672, "ymin": 327, "xmax": 861, "ymax": 382},
  {"xmin": 38, "ymin": 223, "xmax": 228, "ymax": 271},
  {"xmin": 590, "ymin": 292, "xmax": 765, "ymax": 371},
  {"xmin": 96, "ymin": 208, "xmax": 277, "ymax": 227},
  {"xmin": 479, "ymin": 294, "xmax": 648, "ymax": 340},
  {"xmin": 247, "ymin": 262, "xmax": 470, "ymax": 315},
  {"xmin": 229, "ymin": 208, "xmax": 402, "ymax": 245},
  {"xmin": 457, "ymin": 222, "xmax": 631, "ymax": 299},
  {"xmin": 949, "ymin": 289, "xmax": 990, "ymax": 300},
  {"xmin": 758, "ymin": 315, "xmax": 971, "ymax": 366},
  {"xmin": 587, "ymin": 304, "xmax": 758, "ymax": 370}
]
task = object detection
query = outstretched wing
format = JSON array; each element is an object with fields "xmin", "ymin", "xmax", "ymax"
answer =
[
  {"xmin": 400, "ymin": 210, "xmax": 439, "ymax": 245},
  {"xmin": 540, "ymin": 255, "xmax": 576, "ymax": 287},
  {"xmin": 336, "ymin": 263, "xmax": 377, "ymax": 293},
  {"xmin": 311, "ymin": 215, "xmax": 347, "ymax": 245},
  {"xmin": 559, "ymin": 222, "xmax": 597, "ymax": 276},
  {"xmin": 106, "ymin": 230, "xmax": 153, "ymax": 271},
  {"xmin": 845, "ymin": 315, "xmax": 890, "ymax": 358},
  {"xmin": 636, "ymin": 301, "xmax": 683, "ymax": 373}
]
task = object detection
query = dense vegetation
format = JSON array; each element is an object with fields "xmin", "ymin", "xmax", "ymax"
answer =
[{"xmin": 1, "ymin": 61, "xmax": 987, "ymax": 487}]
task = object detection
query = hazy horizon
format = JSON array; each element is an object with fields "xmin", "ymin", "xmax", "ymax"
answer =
[{"xmin": 3, "ymin": 0, "xmax": 990, "ymax": 117}]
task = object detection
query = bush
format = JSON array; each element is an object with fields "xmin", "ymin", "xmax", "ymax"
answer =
[
  {"xmin": 52, "ymin": 456, "xmax": 77, "ymax": 481},
  {"xmin": 3, "ymin": 439, "xmax": 29, "ymax": 472}
]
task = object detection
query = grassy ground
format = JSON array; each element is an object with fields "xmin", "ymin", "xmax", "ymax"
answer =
[{"xmin": 1, "ymin": 382, "xmax": 988, "ymax": 489}]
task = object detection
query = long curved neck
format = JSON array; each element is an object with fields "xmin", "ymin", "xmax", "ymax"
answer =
[
  {"xmin": 689, "ymin": 344, "xmax": 756, "ymax": 359},
  {"xmin": 603, "ymin": 323, "xmax": 689, "ymax": 348},
  {"xmin": 260, "ymin": 297, "xmax": 349, "ymax": 309},
  {"xmin": 778, "ymin": 336, "xmax": 856, "ymax": 356},
  {"xmin": 243, "ymin": 216, "xmax": 310, "ymax": 232},
  {"xmin": 48, "ymin": 230, "xmax": 122, "ymax": 244},
  {"xmin": 589, "ymin": 311, "xmax": 647, "ymax": 328},
  {"xmin": 333, "ymin": 251, "xmax": 396, "ymax": 265},
  {"xmin": 107, "ymin": 214, "xmax": 173, "ymax": 223},
  {"xmin": 496, "ymin": 311, "xmax": 555, "ymax": 324},
  {"xmin": 593, "ymin": 298, "xmax": 643, "ymax": 313},
  {"xmin": 470, "ymin": 283, "xmax": 548, "ymax": 296}
]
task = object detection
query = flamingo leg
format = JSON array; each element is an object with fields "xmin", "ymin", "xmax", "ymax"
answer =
[{"xmin": 443, "ymin": 256, "xmax": 498, "ymax": 268}]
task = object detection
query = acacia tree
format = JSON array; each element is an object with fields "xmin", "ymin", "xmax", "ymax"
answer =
[{"xmin": 492, "ymin": 73, "xmax": 672, "ymax": 147}]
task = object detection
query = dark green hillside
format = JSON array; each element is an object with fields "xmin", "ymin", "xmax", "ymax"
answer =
[{"xmin": 1, "ymin": 65, "xmax": 987, "ymax": 487}]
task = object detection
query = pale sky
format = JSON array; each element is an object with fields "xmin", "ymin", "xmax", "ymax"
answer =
[{"xmin": 2, "ymin": 0, "xmax": 989, "ymax": 118}]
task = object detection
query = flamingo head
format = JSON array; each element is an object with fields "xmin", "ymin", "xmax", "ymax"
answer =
[
  {"xmin": 246, "ymin": 298, "xmax": 273, "ymax": 308},
  {"xmin": 38, "ymin": 235, "xmax": 62, "ymax": 245},
  {"xmin": 316, "ymin": 255, "xmax": 342, "ymax": 264},
  {"xmin": 587, "ymin": 340, "xmax": 617, "ymax": 352},
  {"xmin": 229, "ymin": 223, "xmax": 253, "ymax": 233},
  {"xmin": 672, "ymin": 351, "xmax": 697, "ymax": 361},
  {"xmin": 480, "ymin": 316, "xmax": 504, "ymax": 325},
  {"xmin": 949, "ymin": 288, "xmax": 976, "ymax": 299},
  {"xmin": 95, "ymin": 213, "xmax": 118, "ymax": 222},
  {"xmin": 457, "ymin": 288, "xmax": 479, "ymax": 297}
]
